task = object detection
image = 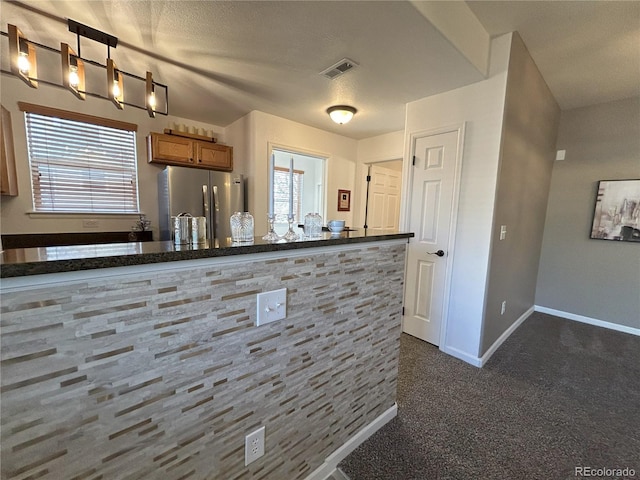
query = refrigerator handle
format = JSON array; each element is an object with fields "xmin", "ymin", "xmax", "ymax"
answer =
[
  {"xmin": 212, "ymin": 185, "xmax": 220, "ymax": 240},
  {"xmin": 202, "ymin": 184, "xmax": 210, "ymax": 240}
]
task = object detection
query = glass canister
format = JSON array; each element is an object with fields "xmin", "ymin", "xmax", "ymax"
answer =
[
  {"xmin": 304, "ymin": 213, "xmax": 323, "ymax": 238},
  {"xmin": 230, "ymin": 212, "xmax": 254, "ymax": 243},
  {"xmin": 191, "ymin": 216, "xmax": 207, "ymax": 244},
  {"xmin": 172, "ymin": 212, "xmax": 192, "ymax": 244}
]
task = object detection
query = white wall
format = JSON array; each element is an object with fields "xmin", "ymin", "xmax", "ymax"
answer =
[
  {"xmin": 0, "ymin": 74, "xmax": 226, "ymax": 240},
  {"xmin": 234, "ymin": 111, "xmax": 358, "ymax": 234},
  {"xmin": 403, "ymin": 33, "xmax": 512, "ymax": 362},
  {"xmin": 354, "ymin": 130, "xmax": 405, "ymax": 228}
]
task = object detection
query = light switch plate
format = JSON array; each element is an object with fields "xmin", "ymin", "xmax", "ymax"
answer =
[
  {"xmin": 500, "ymin": 225, "xmax": 507, "ymax": 240},
  {"xmin": 256, "ymin": 288, "xmax": 287, "ymax": 326}
]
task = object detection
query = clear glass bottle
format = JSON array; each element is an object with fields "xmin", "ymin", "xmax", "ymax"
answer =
[
  {"xmin": 304, "ymin": 212, "xmax": 322, "ymax": 238},
  {"xmin": 230, "ymin": 212, "xmax": 254, "ymax": 243}
]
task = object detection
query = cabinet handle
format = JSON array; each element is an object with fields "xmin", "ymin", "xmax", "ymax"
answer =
[
  {"xmin": 198, "ymin": 158, "xmax": 202, "ymax": 163},
  {"xmin": 189, "ymin": 158, "xmax": 193, "ymax": 163}
]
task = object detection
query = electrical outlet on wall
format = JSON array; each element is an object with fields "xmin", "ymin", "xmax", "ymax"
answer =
[{"xmin": 245, "ymin": 426, "xmax": 265, "ymax": 466}]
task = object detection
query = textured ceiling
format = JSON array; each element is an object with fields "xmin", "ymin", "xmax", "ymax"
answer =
[
  {"xmin": 467, "ymin": 0, "xmax": 640, "ymax": 110},
  {"xmin": 2, "ymin": 1, "xmax": 638, "ymax": 140},
  {"xmin": 1, "ymin": 0, "xmax": 484, "ymax": 139}
]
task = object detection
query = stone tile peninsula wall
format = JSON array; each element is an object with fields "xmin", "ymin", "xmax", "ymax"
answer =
[{"xmin": 0, "ymin": 240, "xmax": 406, "ymax": 480}]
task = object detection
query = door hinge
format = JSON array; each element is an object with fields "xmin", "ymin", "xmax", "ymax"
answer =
[
  {"xmin": 366, "ymin": 175, "xmax": 371, "ymax": 182},
  {"xmin": 402, "ymin": 307, "xmax": 405, "ymax": 316},
  {"xmin": 412, "ymin": 156, "xmax": 416, "ymax": 166}
]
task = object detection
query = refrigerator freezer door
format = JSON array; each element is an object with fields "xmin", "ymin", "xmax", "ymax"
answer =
[
  {"xmin": 158, "ymin": 166, "xmax": 210, "ymax": 241},
  {"xmin": 209, "ymin": 171, "xmax": 244, "ymax": 241}
]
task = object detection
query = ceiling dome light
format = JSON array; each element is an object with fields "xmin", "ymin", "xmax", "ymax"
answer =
[{"xmin": 327, "ymin": 105, "xmax": 357, "ymax": 124}]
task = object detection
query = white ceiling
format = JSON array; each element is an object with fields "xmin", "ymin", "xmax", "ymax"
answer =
[{"xmin": 2, "ymin": 1, "xmax": 639, "ymax": 139}]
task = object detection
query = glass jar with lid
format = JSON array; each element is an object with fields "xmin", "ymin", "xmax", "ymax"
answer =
[
  {"xmin": 230, "ymin": 212, "xmax": 254, "ymax": 243},
  {"xmin": 303, "ymin": 213, "xmax": 323, "ymax": 238}
]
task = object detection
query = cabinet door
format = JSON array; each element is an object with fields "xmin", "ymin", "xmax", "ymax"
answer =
[
  {"xmin": 1, "ymin": 105, "xmax": 18, "ymax": 196},
  {"xmin": 195, "ymin": 143, "xmax": 233, "ymax": 172},
  {"xmin": 149, "ymin": 133, "xmax": 195, "ymax": 166}
]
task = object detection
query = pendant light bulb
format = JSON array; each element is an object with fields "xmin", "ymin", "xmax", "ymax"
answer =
[
  {"xmin": 112, "ymin": 80, "xmax": 121, "ymax": 98},
  {"xmin": 69, "ymin": 65, "xmax": 79, "ymax": 88},
  {"xmin": 148, "ymin": 91, "xmax": 157, "ymax": 110},
  {"xmin": 18, "ymin": 51, "xmax": 30, "ymax": 75}
]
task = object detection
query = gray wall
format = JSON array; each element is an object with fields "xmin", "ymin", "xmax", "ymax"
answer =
[
  {"xmin": 535, "ymin": 97, "xmax": 640, "ymax": 328},
  {"xmin": 481, "ymin": 33, "xmax": 560, "ymax": 354}
]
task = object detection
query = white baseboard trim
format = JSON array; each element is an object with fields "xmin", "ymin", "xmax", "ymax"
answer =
[
  {"xmin": 478, "ymin": 306, "xmax": 535, "ymax": 367},
  {"xmin": 304, "ymin": 402, "xmax": 398, "ymax": 480},
  {"xmin": 439, "ymin": 345, "xmax": 482, "ymax": 367},
  {"xmin": 440, "ymin": 306, "xmax": 535, "ymax": 368},
  {"xmin": 534, "ymin": 306, "xmax": 640, "ymax": 336}
]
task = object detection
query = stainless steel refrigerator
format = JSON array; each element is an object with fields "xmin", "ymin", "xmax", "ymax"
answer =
[{"xmin": 158, "ymin": 166, "xmax": 245, "ymax": 243}]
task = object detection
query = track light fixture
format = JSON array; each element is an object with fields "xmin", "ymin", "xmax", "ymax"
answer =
[
  {"xmin": 146, "ymin": 71, "xmax": 156, "ymax": 117},
  {"xmin": 61, "ymin": 42, "xmax": 85, "ymax": 100},
  {"xmin": 2, "ymin": 20, "xmax": 168, "ymax": 117},
  {"xmin": 107, "ymin": 58, "xmax": 124, "ymax": 109},
  {"xmin": 8, "ymin": 24, "xmax": 37, "ymax": 88},
  {"xmin": 327, "ymin": 105, "xmax": 357, "ymax": 124}
]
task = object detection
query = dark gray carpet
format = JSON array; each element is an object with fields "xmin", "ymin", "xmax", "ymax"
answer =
[{"xmin": 339, "ymin": 312, "xmax": 640, "ymax": 480}]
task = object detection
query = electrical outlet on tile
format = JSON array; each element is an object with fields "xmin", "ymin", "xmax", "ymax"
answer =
[{"xmin": 245, "ymin": 426, "xmax": 265, "ymax": 465}]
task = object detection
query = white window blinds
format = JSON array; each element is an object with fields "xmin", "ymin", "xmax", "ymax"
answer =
[{"xmin": 25, "ymin": 112, "xmax": 140, "ymax": 213}]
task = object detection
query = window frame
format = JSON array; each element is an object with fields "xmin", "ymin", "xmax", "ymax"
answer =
[{"xmin": 19, "ymin": 102, "xmax": 141, "ymax": 215}]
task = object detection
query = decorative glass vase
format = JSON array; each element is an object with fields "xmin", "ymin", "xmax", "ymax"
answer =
[
  {"xmin": 304, "ymin": 213, "xmax": 323, "ymax": 238},
  {"xmin": 230, "ymin": 212, "xmax": 254, "ymax": 243}
]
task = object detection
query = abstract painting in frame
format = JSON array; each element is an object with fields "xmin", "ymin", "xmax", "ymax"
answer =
[{"xmin": 590, "ymin": 179, "xmax": 640, "ymax": 242}]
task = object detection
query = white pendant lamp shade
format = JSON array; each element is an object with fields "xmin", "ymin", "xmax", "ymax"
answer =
[{"xmin": 327, "ymin": 105, "xmax": 357, "ymax": 124}]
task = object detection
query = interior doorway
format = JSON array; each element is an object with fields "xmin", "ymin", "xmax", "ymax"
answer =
[
  {"xmin": 402, "ymin": 126, "xmax": 463, "ymax": 346},
  {"xmin": 271, "ymin": 148, "xmax": 327, "ymax": 232},
  {"xmin": 363, "ymin": 159, "xmax": 402, "ymax": 230}
]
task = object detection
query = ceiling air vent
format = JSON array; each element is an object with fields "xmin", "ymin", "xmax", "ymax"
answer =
[{"xmin": 320, "ymin": 58, "xmax": 358, "ymax": 80}]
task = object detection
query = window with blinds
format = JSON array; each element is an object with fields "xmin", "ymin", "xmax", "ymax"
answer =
[
  {"xmin": 274, "ymin": 167, "xmax": 303, "ymax": 221},
  {"xmin": 25, "ymin": 112, "xmax": 140, "ymax": 213}
]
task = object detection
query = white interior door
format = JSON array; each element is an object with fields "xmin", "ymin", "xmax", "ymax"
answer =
[
  {"xmin": 403, "ymin": 129, "xmax": 460, "ymax": 345},
  {"xmin": 368, "ymin": 164, "xmax": 401, "ymax": 230}
]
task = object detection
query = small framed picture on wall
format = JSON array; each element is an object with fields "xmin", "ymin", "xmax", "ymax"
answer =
[{"xmin": 338, "ymin": 189, "xmax": 351, "ymax": 212}]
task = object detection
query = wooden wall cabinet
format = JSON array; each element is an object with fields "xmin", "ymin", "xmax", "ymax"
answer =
[
  {"xmin": 1, "ymin": 105, "xmax": 18, "ymax": 196},
  {"xmin": 147, "ymin": 133, "xmax": 233, "ymax": 172}
]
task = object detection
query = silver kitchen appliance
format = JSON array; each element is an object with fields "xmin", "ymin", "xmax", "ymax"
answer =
[{"xmin": 158, "ymin": 166, "xmax": 245, "ymax": 243}]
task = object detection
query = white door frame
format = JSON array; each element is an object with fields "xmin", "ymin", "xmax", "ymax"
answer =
[{"xmin": 400, "ymin": 123, "xmax": 466, "ymax": 348}]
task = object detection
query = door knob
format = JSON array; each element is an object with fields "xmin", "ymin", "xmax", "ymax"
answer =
[{"xmin": 428, "ymin": 250, "xmax": 445, "ymax": 257}]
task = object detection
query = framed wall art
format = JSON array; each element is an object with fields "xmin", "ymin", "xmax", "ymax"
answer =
[
  {"xmin": 590, "ymin": 179, "xmax": 640, "ymax": 242},
  {"xmin": 338, "ymin": 189, "xmax": 351, "ymax": 212}
]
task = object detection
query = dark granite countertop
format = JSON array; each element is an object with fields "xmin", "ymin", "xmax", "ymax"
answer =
[{"xmin": 0, "ymin": 229, "xmax": 413, "ymax": 278}]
